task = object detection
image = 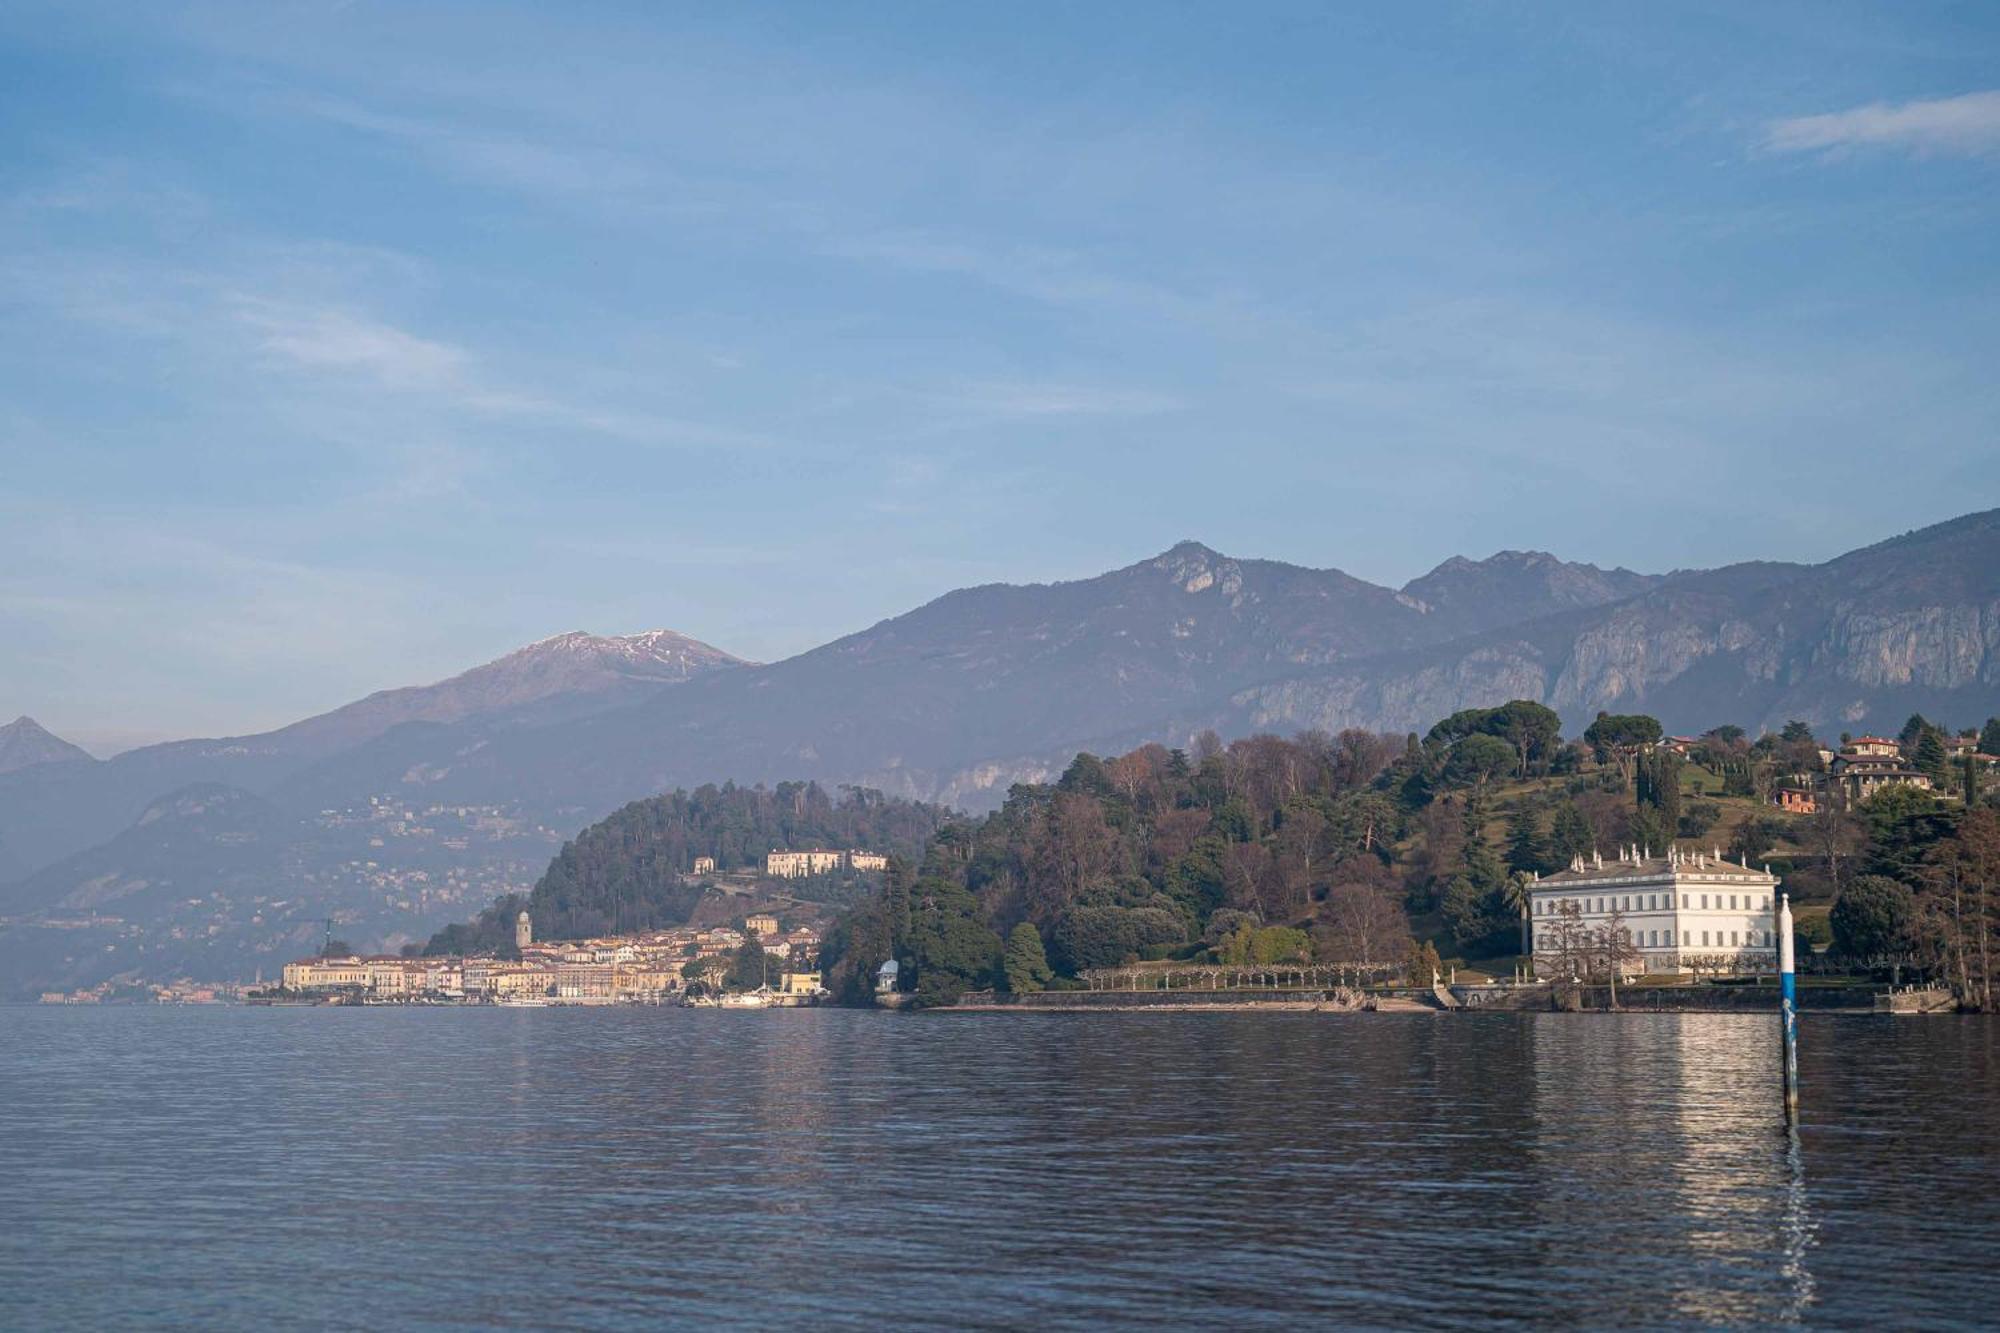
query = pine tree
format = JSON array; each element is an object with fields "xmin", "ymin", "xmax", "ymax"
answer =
[
  {"xmin": 1914, "ymin": 729, "xmax": 1948, "ymax": 785},
  {"xmin": 1460, "ymin": 795, "xmax": 1504, "ymax": 893},
  {"xmin": 1506, "ymin": 802, "xmax": 1549, "ymax": 876},
  {"xmin": 1549, "ymin": 802, "xmax": 1595, "ymax": 864}
]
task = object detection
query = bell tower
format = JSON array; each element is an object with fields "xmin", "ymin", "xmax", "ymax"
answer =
[{"xmin": 516, "ymin": 910, "xmax": 533, "ymax": 950}]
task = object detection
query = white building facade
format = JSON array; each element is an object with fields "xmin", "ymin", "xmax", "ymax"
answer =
[{"xmin": 1529, "ymin": 846, "xmax": 1781, "ymax": 978}]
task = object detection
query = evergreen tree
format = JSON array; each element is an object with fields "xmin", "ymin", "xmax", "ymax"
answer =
[
  {"xmin": 1914, "ymin": 729, "xmax": 1949, "ymax": 785},
  {"xmin": 885, "ymin": 856, "xmax": 915, "ymax": 949},
  {"xmin": 1002, "ymin": 922, "xmax": 1053, "ymax": 993},
  {"xmin": 1548, "ymin": 802, "xmax": 1595, "ymax": 865},
  {"xmin": 1629, "ymin": 807, "xmax": 1670, "ymax": 857},
  {"xmin": 1830, "ymin": 875, "xmax": 1915, "ymax": 960},
  {"xmin": 1460, "ymin": 796, "xmax": 1504, "ymax": 893},
  {"xmin": 1406, "ymin": 938, "xmax": 1443, "ymax": 986},
  {"xmin": 725, "ymin": 936, "xmax": 769, "ymax": 991},
  {"xmin": 1635, "ymin": 749, "xmax": 1683, "ymax": 838},
  {"xmin": 1505, "ymin": 802, "xmax": 1550, "ymax": 876},
  {"xmin": 1981, "ymin": 717, "xmax": 2000, "ymax": 761}
]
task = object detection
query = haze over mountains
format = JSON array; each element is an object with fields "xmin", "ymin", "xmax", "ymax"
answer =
[
  {"xmin": 0, "ymin": 716, "xmax": 93, "ymax": 774},
  {"xmin": 4, "ymin": 508, "xmax": 2000, "ymax": 995}
]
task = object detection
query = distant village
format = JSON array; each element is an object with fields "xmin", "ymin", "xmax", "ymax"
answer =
[
  {"xmin": 36, "ymin": 846, "xmax": 878, "ymax": 1006},
  {"xmin": 267, "ymin": 912, "xmax": 824, "ymax": 1006},
  {"xmin": 252, "ymin": 847, "xmax": 888, "ymax": 1006}
]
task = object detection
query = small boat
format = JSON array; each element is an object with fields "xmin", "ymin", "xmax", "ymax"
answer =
[
  {"xmin": 495, "ymin": 995, "xmax": 550, "ymax": 1007},
  {"xmin": 718, "ymin": 990, "xmax": 772, "ymax": 1008}
]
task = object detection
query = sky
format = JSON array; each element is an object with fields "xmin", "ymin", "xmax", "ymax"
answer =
[{"xmin": 1, "ymin": 2, "xmax": 1996, "ymax": 753}]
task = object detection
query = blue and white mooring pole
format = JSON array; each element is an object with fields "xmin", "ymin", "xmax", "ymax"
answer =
[{"xmin": 1778, "ymin": 891, "xmax": 1799, "ymax": 1123}]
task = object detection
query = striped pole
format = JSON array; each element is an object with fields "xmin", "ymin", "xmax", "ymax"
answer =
[{"xmin": 1778, "ymin": 892, "xmax": 1798, "ymax": 1123}]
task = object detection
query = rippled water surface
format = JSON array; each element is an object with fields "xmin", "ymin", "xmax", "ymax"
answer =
[{"xmin": 2, "ymin": 1007, "xmax": 1996, "ymax": 1329}]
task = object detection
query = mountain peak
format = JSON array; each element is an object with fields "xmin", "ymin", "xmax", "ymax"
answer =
[
  {"xmin": 0, "ymin": 716, "xmax": 94, "ymax": 774},
  {"xmin": 500, "ymin": 629, "xmax": 753, "ymax": 676},
  {"xmin": 1147, "ymin": 541, "xmax": 1241, "ymax": 595},
  {"xmin": 1400, "ymin": 549, "xmax": 1659, "ymax": 635}
]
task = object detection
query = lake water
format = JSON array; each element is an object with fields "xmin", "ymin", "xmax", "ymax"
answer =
[{"xmin": 2, "ymin": 1007, "xmax": 1995, "ymax": 1330}]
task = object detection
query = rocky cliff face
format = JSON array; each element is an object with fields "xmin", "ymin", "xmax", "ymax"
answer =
[{"xmin": 1220, "ymin": 515, "xmax": 2000, "ymax": 741}]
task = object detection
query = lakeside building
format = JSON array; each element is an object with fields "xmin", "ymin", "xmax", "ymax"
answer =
[
  {"xmin": 276, "ymin": 918, "xmax": 823, "ymax": 1004},
  {"xmin": 1529, "ymin": 845, "xmax": 1780, "ymax": 978}
]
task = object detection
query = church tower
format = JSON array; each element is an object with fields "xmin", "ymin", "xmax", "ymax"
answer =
[{"xmin": 516, "ymin": 910, "xmax": 533, "ymax": 950}]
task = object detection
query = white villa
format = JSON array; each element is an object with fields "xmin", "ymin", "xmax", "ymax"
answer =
[
  {"xmin": 1529, "ymin": 845, "xmax": 1781, "ymax": 978},
  {"xmin": 764, "ymin": 849, "xmax": 888, "ymax": 878}
]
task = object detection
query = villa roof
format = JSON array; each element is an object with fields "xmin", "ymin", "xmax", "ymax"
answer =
[{"xmin": 1536, "ymin": 848, "xmax": 1776, "ymax": 888}]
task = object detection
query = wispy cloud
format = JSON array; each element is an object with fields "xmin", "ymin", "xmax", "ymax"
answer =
[
  {"xmin": 938, "ymin": 380, "xmax": 1183, "ymax": 420},
  {"xmin": 1765, "ymin": 89, "xmax": 2000, "ymax": 157},
  {"xmin": 235, "ymin": 298, "xmax": 470, "ymax": 389}
]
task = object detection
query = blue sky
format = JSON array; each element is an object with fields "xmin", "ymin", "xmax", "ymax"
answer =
[{"xmin": 2, "ymin": 2, "xmax": 1996, "ymax": 752}]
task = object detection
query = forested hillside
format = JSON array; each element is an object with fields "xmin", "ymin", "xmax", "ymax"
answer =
[
  {"xmin": 821, "ymin": 704, "xmax": 2000, "ymax": 1007},
  {"xmin": 424, "ymin": 780, "xmax": 955, "ymax": 955}
]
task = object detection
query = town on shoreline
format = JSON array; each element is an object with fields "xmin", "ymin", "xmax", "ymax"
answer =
[{"xmin": 258, "ymin": 907, "xmax": 827, "ymax": 1006}]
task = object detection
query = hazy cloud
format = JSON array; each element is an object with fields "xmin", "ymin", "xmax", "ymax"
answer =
[
  {"xmin": 940, "ymin": 380, "xmax": 1183, "ymax": 420},
  {"xmin": 1765, "ymin": 90, "xmax": 2000, "ymax": 157},
  {"xmin": 235, "ymin": 298, "xmax": 470, "ymax": 389}
]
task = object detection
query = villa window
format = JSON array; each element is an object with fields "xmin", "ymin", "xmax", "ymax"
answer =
[
  {"xmin": 1681, "ymin": 894, "xmax": 1689, "ymax": 909},
  {"xmin": 1682, "ymin": 931, "xmax": 1691, "ymax": 947},
  {"xmin": 1731, "ymin": 931, "xmax": 1739, "ymax": 946},
  {"xmin": 1702, "ymin": 931, "xmax": 1710, "ymax": 947}
]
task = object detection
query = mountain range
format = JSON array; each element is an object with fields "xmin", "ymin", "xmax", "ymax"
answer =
[
  {"xmin": 0, "ymin": 716, "xmax": 93, "ymax": 775},
  {"xmin": 5, "ymin": 508, "xmax": 2000, "ymax": 994}
]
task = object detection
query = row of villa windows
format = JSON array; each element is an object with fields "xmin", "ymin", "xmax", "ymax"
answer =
[
  {"xmin": 1535, "ymin": 927, "xmax": 1772, "ymax": 950},
  {"xmin": 1533, "ymin": 891, "xmax": 1775, "ymax": 916}
]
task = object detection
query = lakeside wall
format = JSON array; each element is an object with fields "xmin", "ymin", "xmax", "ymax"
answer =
[{"xmin": 943, "ymin": 983, "xmax": 1884, "ymax": 1013}]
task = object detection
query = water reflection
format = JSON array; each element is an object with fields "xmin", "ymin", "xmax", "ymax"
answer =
[
  {"xmin": 1518, "ymin": 1014, "xmax": 1821, "ymax": 1325},
  {"xmin": 1, "ymin": 1008, "xmax": 1994, "ymax": 1330},
  {"xmin": 1778, "ymin": 1127, "xmax": 1818, "ymax": 1323}
]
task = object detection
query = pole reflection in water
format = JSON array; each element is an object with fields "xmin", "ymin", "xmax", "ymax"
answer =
[
  {"xmin": 1777, "ymin": 1126, "xmax": 1818, "ymax": 1324},
  {"xmin": 1525, "ymin": 1011, "xmax": 1816, "ymax": 1326}
]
